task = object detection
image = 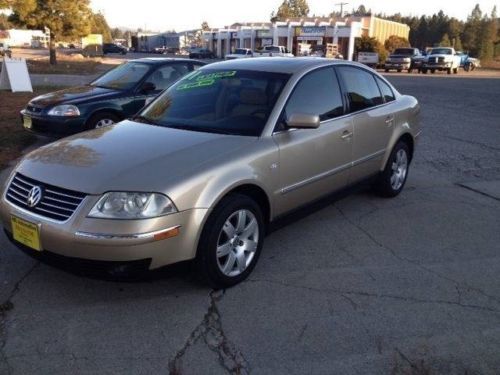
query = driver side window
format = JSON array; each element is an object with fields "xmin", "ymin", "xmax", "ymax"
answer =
[
  {"xmin": 145, "ymin": 64, "xmax": 189, "ymax": 92},
  {"xmin": 284, "ymin": 67, "xmax": 344, "ymax": 123}
]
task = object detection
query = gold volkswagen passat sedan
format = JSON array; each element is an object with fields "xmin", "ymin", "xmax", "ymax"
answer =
[{"xmin": 1, "ymin": 58, "xmax": 420, "ymax": 288}]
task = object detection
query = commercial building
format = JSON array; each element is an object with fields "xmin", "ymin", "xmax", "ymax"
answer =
[
  {"xmin": 0, "ymin": 29, "xmax": 49, "ymax": 48},
  {"xmin": 132, "ymin": 30, "xmax": 200, "ymax": 52},
  {"xmin": 202, "ymin": 16, "xmax": 409, "ymax": 60}
]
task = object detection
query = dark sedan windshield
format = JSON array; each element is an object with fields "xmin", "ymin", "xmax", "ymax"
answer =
[
  {"xmin": 138, "ymin": 69, "xmax": 290, "ymax": 136},
  {"xmin": 91, "ymin": 62, "xmax": 150, "ymax": 90}
]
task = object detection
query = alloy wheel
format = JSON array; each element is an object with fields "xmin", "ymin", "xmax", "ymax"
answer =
[
  {"xmin": 216, "ymin": 209, "xmax": 259, "ymax": 277},
  {"xmin": 390, "ymin": 149, "xmax": 408, "ymax": 190}
]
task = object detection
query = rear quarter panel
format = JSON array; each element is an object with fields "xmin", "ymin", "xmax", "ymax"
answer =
[{"xmin": 380, "ymin": 95, "xmax": 420, "ymax": 169}]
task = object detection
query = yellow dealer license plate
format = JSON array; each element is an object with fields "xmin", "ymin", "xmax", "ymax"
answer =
[
  {"xmin": 11, "ymin": 216, "xmax": 41, "ymax": 251},
  {"xmin": 23, "ymin": 115, "xmax": 32, "ymax": 129}
]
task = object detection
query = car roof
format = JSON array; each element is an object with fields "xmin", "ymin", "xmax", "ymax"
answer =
[
  {"xmin": 129, "ymin": 57, "xmax": 200, "ymax": 65},
  {"xmin": 199, "ymin": 57, "xmax": 368, "ymax": 74}
]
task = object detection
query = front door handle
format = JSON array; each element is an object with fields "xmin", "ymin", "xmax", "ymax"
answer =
[
  {"xmin": 385, "ymin": 115, "xmax": 395, "ymax": 125},
  {"xmin": 341, "ymin": 130, "xmax": 353, "ymax": 140}
]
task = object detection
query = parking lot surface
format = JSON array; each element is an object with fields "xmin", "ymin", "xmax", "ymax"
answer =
[{"xmin": 1, "ymin": 74, "xmax": 500, "ymax": 374}]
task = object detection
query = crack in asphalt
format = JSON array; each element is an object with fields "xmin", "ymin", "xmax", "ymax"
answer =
[
  {"xmin": 246, "ymin": 278, "xmax": 500, "ymax": 314},
  {"xmin": 0, "ymin": 262, "xmax": 39, "ymax": 374},
  {"xmin": 168, "ymin": 290, "xmax": 250, "ymax": 375},
  {"xmin": 333, "ymin": 205, "xmax": 500, "ymax": 307},
  {"xmin": 456, "ymin": 183, "xmax": 500, "ymax": 202}
]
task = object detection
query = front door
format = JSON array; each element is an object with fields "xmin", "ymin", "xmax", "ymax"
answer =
[{"xmin": 273, "ymin": 67, "xmax": 353, "ymax": 216}]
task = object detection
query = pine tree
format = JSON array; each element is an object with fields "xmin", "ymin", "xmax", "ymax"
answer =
[
  {"xmin": 439, "ymin": 33, "xmax": 451, "ymax": 46},
  {"xmin": 275, "ymin": 0, "xmax": 309, "ymax": 20}
]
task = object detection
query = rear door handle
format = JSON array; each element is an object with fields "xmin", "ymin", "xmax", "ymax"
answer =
[{"xmin": 341, "ymin": 130, "xmax": 353, "ymax": 139}]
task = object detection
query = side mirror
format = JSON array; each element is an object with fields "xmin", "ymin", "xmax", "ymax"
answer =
[
  {"xmin": 286, "ymin": 113, "xmax": 320, "ymax": 129},
  {"xmin": 141, "ymin": 81, "xmax": 156, "ymax": 93}
]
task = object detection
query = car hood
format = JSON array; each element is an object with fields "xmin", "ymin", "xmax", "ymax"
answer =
[
  {"xmin": 29, "ymin": 85, "xmax": 120, "ymax": 107},
  {"xmin": 16, "ymin": 120, "xmax": 256, "ymax": 195},
  {"xmin": 389, "ymin": 54, "xmax": 412, "ymax": 58}
]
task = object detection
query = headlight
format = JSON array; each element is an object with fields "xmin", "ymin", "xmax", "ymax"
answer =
[
  {"xmin": 88, "ymin": 192, "xmax": 177, "ymax": 219},
  {"xmin": 47, "ymin": 104, "xmax": 80, "ymax": 117}
]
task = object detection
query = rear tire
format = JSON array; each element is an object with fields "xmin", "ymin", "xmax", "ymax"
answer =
[
  {"xmin": 397, "ymin": 69, "xmax": 402, "ymax": 73},
  {"xmin": 431, "ymin": 69, "xmax": 436, "ymax": 74},
  {"xmin": 373, "ymin": 141, "xmax": 411, "ymax": 198},
  {"xmin": 453, "ymin": 67, "xmax": 458, "ymax": 74},
  {"xmin": 195, "ymin": 194, "xmax": 265, "ymax": 289},
  {"xmin": 385, "ymin": 68, "xmax": 389, "ymax": 73},
  {"xmin": 447, "ymin": 68, "xmax": 451, "ymax": 74},
  {"xmin": 422, "ymin": 69, "xmax": 428, "ymax": 74}
]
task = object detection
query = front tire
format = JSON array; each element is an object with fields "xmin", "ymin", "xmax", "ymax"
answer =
[
  {"xmin": 196, "ymin": 194, "xmax": 265, "ymax": 289},
  {"xmin": 86, "ymin": 112, "xmax": 120, "ymax": 130},
  {"xmin": 374, "ymin": 141, "xmax": 411, "ymax": 198}
]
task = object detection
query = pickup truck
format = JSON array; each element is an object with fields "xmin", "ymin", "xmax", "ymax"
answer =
[
  {"xmin": 384, "ymin": 47, "xmax": 423, "ymax": 73},
  {"xmin": 225, "ymin": 48, "xmax": 254, "ymax": 60},
  {"xmin": 357, "ymin": 52, "xmax": 379, "ymax": 68},
  {"xmin": 422, "ymin": 47, "xmax": 461, "ymax": 74},
  {"xmin": 255, "ymin": 45, "xmax": 293, "ymax": 57},
  {"xmin": 0, "ymin": 42, "xmax": 12, "ymax": 58}
]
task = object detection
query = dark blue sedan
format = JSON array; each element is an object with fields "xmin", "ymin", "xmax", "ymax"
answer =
[{"xmin": 20, "ymin": 58, "xmax": 205, "ymax": 137}]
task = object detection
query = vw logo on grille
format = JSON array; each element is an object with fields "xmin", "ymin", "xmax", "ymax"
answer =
[{"xmin": 27, "ymin": 186, "xmax": 43, "ymax": 207}]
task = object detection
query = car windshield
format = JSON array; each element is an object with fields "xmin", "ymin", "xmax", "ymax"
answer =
[
  {"xmin": 234, "ymin": 49, "xmax": 248, "ymax": 55},
  {"xmin": 137, "ymin": 69, "xmax": 290, "ymax": 136},
  {"xmin": 90, "ymin": 62, "xmax": 150, "ymax": 90},
  {"xmin": 393, "ymin": 48, "xmax": 414, "ymax": 55},
  {"xmin": 430, "ymin": 48, "xmax": 452, "ymax": 55}
]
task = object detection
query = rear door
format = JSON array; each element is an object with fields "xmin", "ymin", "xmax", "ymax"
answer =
[
  {"xmin": 273, "ymin": 67, "xmax": 353, "ymax": 216},
  {"xmin": 336, "ymin": 66, "xmax": 395, "ymax": 183}
]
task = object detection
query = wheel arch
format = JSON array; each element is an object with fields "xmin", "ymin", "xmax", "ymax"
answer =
[
  {"xmin": 380, "ymin": 131, "xmax": 415, "ymax": 171},
  {"xmin": 84, "ymin": 107, "xmax": 124, "ymax": 128}
]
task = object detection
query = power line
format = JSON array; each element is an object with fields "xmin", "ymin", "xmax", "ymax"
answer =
[{"xmin": 335, "ymin": 2, "xmax": 349, "ymax": 17}]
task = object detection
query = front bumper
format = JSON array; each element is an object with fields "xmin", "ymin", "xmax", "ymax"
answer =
[
  {"xmin": 1, "ymin": 189, "xmax": 209, "ymax": 270},
  {"xmin": 385, "ymin": 62, "xmax": 411, "ymax": 70},
  {"xmin": 20, "ymin": 110, "xmax": 87, "ymax": 137}
]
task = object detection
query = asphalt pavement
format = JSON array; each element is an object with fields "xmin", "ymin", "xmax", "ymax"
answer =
[{"xmin": 1, "ymin": 74, "xmax": 500, "ymax": 374}]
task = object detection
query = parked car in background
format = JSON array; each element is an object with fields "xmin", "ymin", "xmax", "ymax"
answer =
[
  {"xmin": 0, "ymin": 42, "xmax": 12, "ymax": 58},
  {"xmin": 422, "ymin": 47, "xmax": 461, "ymax": 74},
  {"xmin": 225, "ymin": 48, "xmax": 254, "ymax": 60},
  {"xmin": 3, "ymin": 58, "xmax": 420, "ymax": 288},
  {"xmin": 103, "ymin": 43, "xmax": 127, "ymax": 55},
  {"xmin": 309, "ymin": 45, "xmax": 326, "ymax": 57},
  {"xmin": 456, "ymin": 51, "xmax": 481, "ymax": 72},
  {"xmin": 255, "ymin": 45, "xmax": 293, "ymax": 57},
  {"xmin": 357, "ymin": 52, "xmax": 379, "ymax": 68},
  {"xmin": 384, "ymin": 48, "xmax": 423, "ymax": 73},
  {"xmin": 20, "ymin": 58, "xmax": 204, "ymax": 136},
  {"xmin": 189, "ymin": 48, "xmax": 215, "ymax": 59}
]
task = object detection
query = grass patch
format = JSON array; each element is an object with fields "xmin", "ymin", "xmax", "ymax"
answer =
[
  {"xmin": 26, "ymin": 58, "xmax": 108, "ymax": 75},
  {"xmin": 0, "ymin": 87, "xmax": 61, "ymax": 169}
]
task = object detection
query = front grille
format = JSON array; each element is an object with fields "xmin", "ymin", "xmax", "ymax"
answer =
[{"xmin": 5, "ymin": 173, "xmax": 86, "ymax": 221}]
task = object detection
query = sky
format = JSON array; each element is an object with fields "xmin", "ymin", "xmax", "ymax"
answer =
[{"xmin": 90, "ymin": 0, "xmax": 499, "ymax": 32}]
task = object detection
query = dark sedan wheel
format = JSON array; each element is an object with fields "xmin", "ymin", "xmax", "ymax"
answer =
[
  {"xmin": 87, "ymin": 112, "xmax": 120, "ymax": 130},
  {"xmin": 196, "ymin": 193, "xmax": 264, "ymax": 289},
  {"xmin": 374, "ymin": 141, "xmax": 411, "ymax": 197}
]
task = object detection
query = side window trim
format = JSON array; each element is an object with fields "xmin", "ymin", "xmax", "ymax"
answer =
[
  {"xmin": 374, "ymin": 76, "xmax": 395, "ymax": 104},
  {"xmin": 335, "ymin": 64, "xmax": 394, "ymax": 115},
  {"xmin": 273, "ymin": 66, "xmax": 346, "ymax": 132}
]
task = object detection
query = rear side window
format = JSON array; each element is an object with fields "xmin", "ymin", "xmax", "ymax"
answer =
[
  {"xmin": 337, "ymin": 66, "xmax": 383, "ymax": 112},
  {"xmin": 285, "ymin": 67, "xmax": 344, "ymax": 121},
  {"xmin": 375, "ymin": 77, "xmax": 395, "ymax": 103}
]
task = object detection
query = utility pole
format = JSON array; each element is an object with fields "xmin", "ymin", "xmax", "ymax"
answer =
[{"xmin": 335, "ymin": 2, "xmax": 349, "ymax": 17}]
